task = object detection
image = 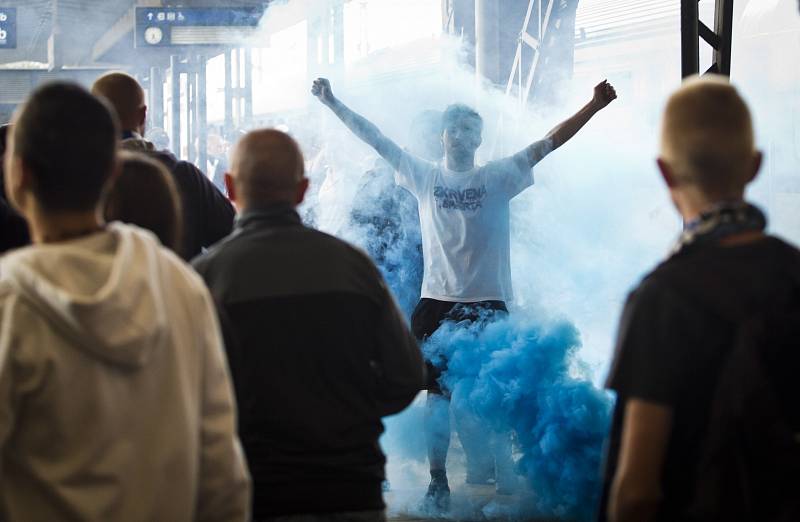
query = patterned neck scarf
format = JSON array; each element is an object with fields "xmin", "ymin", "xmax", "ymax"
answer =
[{"xmin": 670, "ymin": 201, "xmax": 767, "ymax": 257}]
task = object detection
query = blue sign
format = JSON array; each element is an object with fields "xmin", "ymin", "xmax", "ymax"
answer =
[
  {"xmin": 0, "ymin": 8, "xmax": 17, "ymax": 49},
  {"xmin": 135, "ymin": 7, "xmax": 264, "ymax": 47}
]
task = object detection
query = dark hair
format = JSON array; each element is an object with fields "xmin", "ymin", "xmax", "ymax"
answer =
[
  {"xmin": 0, "ymin": 124, "xmax": 11, "ymax": 201},
  {"xmin": 442, "ymin": 103, "xmax": 483, "ymax": 132},
  {"xmin": 104, "ymin": 151, "xmax": 182, "ymax": 253},
  {"xmin": 13, "ymin": 82, "xmax": 119, "ymax": 212},
  {"xmin": 0, "ymin": 124, "xmax": 10, "ymax": 157}
]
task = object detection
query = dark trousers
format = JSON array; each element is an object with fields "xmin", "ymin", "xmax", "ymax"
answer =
[{"xmin": 410, "ymin": 298, "xmax": 508, "ymax": 394}]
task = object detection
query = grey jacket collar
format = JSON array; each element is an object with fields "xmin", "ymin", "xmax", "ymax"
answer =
[{"xmin": 236, "ymin": 204, "xmax": 302, "ymax": 230}]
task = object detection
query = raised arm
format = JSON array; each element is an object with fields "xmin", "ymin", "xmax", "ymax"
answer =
[
  {"xmin": 523, "ymin": 80, "xmax": 617, "ymax": 168},
  {"xmin": 312, "ymin": 78, "xmax": 405, "ymax": 170}
]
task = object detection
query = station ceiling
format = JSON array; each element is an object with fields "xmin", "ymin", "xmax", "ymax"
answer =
[{"xmin": 0, "ymin": 0, "xmax": 275, "ymax": 68}]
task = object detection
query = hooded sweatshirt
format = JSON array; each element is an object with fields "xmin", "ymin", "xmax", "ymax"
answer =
[{"xmin": 0, "ymin": 223, "xmax": 250, "ymax": 521}]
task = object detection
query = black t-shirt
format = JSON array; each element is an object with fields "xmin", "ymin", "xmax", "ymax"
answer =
[{"xmin": 598, "ymin": 236, "xmax": 800, "ymax": 522}]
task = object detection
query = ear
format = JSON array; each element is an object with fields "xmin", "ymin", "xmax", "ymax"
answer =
[
  {"xmin": 224, "ymin": 172, "xmax": 237, "ymax": 203},
  {"xmin": 295, "ymin": 177, "xmax": 310, "ymax": 205},
  {"xmin": 746, "ymin": 151, "xmax": 762, "ymax": 184},
  {"xmin": 5, "ymin": 155, "xmax": 33, "ymax": 215},
  {"xmin": 656, "ymin": 157, "xmax": 678, "ymax": 189},
  {"xmin": 138, "ymin": 105, "xmax": 148, "ymax": 133}
]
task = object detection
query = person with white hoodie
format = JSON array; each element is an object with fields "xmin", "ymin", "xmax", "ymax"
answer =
[{"xmin": 0, "ymin": 81, "xmax": 250, "ymax": 521}]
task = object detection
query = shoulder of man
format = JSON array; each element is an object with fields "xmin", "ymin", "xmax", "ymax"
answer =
[
  {"xmin": 0, "ymin": 278, "xmax": 53, "ymax": 357},
  {"xmin": 141, "ymin": 149, "xmax": 207, "ymax": 185},
  {"xmin": 606, "ymin": 269, "xmax": 700, "ymax": 398},
  {"xmin": 302, "ymin": 225, "xmax": 384, "ymax": 281}
]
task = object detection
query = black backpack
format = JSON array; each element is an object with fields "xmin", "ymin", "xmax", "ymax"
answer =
[{"xmin": 689, "ymin": 291, "xmax": 800, "ymax": 521}]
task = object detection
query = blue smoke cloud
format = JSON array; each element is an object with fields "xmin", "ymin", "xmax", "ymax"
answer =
[
  {"xmin": 412, "ymin": 310, "xmax": 610, "ymax": 521},
  {"xmin": 305, "ymin": 40, "xmax": 622, "ymax": 522},
  {"xmin": 250, "ymin": 2, "xmax": 800, "ymax": 520}
]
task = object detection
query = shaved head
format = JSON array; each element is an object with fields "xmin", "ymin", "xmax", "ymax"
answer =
[
  {"xmin": 660, "ymin": 75, "xmax": 758, "ymax": 198},
  {"xmin": 229, "ymin": 129, "xmax": 306, "ymax": 208},
  {"xmin": 91, "ymin": 72, "xmax": 146, "ymax": 133}
]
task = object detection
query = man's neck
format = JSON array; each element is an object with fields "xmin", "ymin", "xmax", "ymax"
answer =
[
  {"xmin": 28, "ymin": 208, "xmax": 104, "ymax": 244},
  {"xmin": 677, "ymin": 189, "xmax": 745, "ymax": 224},
  {"xmin": 444, "ymin": 153, "xmax": 475, "ymax": 172}
]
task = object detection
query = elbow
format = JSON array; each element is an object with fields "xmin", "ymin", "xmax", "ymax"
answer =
[
  {"xmin": 377, "ymin": 369, "xmax": 426, "ymax": 417},
  {"xmin": 377, "ymin": 387, "xmax": 420, "ymax": 417},
  {"xmin": 608, "ymin": 476, "xmax": 661, "ymax": 522}
]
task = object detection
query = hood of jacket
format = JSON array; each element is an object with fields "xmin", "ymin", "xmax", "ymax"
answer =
[
  {"xmin": 0, "ymin": 223, "xmax": 171, "ymax": 369},
  {"xmin": 120, "ymin": 135, "xmax": 157, "ymax": 153}
]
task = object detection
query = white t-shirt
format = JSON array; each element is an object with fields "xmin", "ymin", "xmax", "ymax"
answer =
[{"xmin": 395, "ymin": 139, "xmax": 553, "ymax": 303}]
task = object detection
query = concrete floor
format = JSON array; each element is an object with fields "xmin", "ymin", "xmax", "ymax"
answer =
[{"xmin": 385, "ymin": 484, "xmax": 562, "ymax": 522}]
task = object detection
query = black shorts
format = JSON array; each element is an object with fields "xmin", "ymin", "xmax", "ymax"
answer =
[{"xmin": 411, "ymin": 298, "xmax": 508, "ymax": 394}]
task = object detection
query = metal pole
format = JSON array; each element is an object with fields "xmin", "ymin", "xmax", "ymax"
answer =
[
  {"xmin": 713, "ymin": 0, "xmax": 734, "ymax": 76},
  {"xmin": 149, "ymin": 66, "xmax": 164, "ymax": 132},
  {"xmin": 244, "ymin": 47, "xmax": 253, "ymax": 125},
  {"xmin": 197, "ymin": 54, "xmax": 208, "ymax": 176},
  {"xmin": 224, "ymin": 49, "xmax": 233, "ymax": 135},
  {"xmin": 681, "ymin": 0, "xmax": 700, "ymax": 77},
  {"xmin": 170, "ymin": 55, "xmax": 181, "ymax": 157},
  {"xmin": 187, "ymin": 66, "xmax": 196, "ymax": 164},
  {"xmin": 475, "ymin": 0, "xmax": 502, "ymax": 84}
]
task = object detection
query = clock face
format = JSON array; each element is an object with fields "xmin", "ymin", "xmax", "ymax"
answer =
[{"xmin": 144, "ymin": 26, "xmax": 163, "ymax": 45}]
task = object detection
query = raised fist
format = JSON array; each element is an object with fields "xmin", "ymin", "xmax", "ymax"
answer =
[
  {"xmin": 593, "ymin": 80, "xmax": 617, "ymax": 109},
  {"xmin": 311, "ymin": 78, "xmax": 334, "ymax": 105}
]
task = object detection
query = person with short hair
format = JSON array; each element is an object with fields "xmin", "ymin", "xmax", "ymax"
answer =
[
  {"xmin": 193, "ymin": 129, "xmax": 425, "ymax": 522},
  {"xmin": 313, "ymin": 76, "xmax": 617, "ymax": 505},
  {"xmin": 206, "ymin": 131, "xmax": 230, "ymax": 194},
  {"xmin": 92, "ymin": 71, "xmax": 235, "ymax": 260},
  {"xmin": 0, "ymin": 81, "xmax": 250, "ymax": 521},
  {"xmin": 104, "ymin": 150, "xmax": 183, "ymax": 253},
  {"xmin": 349, "ymin": 110, "xmax": 440, "ymax": 314},
  {"xmin": 600, "ymin": 76, "xmax": 800, "ymax": 522}
]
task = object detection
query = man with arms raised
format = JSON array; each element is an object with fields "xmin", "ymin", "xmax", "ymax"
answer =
[
  {"xmin": 193, "ymin": 129, "xmax": 425, "ymax": 521},
  {"xmin": 313, "ymin": 77, "xmax": 616, "ymax": 504}
]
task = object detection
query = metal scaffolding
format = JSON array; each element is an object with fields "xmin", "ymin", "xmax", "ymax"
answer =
[
  {"xmin": 505, "ymin": 0, "xmax": 557, "ymax": 108},
  {"xmin": 504, "ymin": 0, "xmax": 579, "ymax": 108},
  {"xmin": 681, "ymin": 0, "xmax": 734, "ymax": 77}
]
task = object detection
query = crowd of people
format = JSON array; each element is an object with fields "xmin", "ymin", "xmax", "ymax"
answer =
[{"xmin": 0, "ymin": 61, "xmax": 798, "ymax": 522}]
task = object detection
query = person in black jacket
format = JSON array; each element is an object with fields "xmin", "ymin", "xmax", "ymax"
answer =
[
  {"xmin": 600, "ymin": 76, "xmax": 800, "ymax": 522},
  {"xmin": 0, "ymin": 124, "xmax": 31, "ymax": 254},
  {"xmin": 193, "ymin": 129, "xmax": 425, "ymax": 522},
  {"xmin": 91, "ymin": 72, "xmax": 235, "ymax": 260}
]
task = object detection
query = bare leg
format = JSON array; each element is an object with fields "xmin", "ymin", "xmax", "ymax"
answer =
[
  {"xmin": 425, "ymin": 391, "xmax": 451, "ymax": 471},
  {"xmin": 450, "ymin": 380, "xmax": 494, "ymax": 484},
  {"xmin": 492, "ymin": 431, "xmax": 517, "ymax": 494},
  {"xmin": 424, "ymin": 391, "xmax": 451, "ymax": 510}
]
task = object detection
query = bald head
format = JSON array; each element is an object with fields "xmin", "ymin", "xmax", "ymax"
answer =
[
  {"xmin": 91, "ymin": 72, "xmax": 146, "ymax": 134},
  {"xmin": 660, "ymin": 75, "xmax": 759, "ymax": 199},
  {"xmin": 229, "ymin": 129, "xmax": 306, "ymax": 208}
]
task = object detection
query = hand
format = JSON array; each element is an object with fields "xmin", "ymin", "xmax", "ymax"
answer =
[
  {"xmin": 311, "ymin": 78, "xmax": 335, "ymax": 105},
  {"xmin": 592, "ymin": 80, "xmax": 617, "ymax": 109}
]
